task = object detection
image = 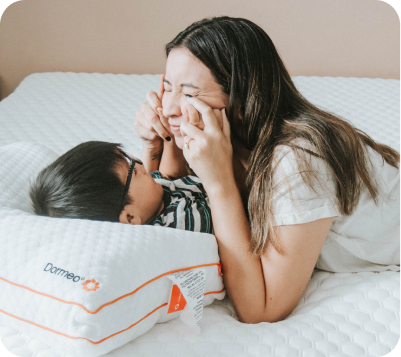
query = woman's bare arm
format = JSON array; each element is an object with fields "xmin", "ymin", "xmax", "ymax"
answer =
[
  {"xmin": 259, "ymin": 217, "xmax": 334, "ymax": 322},
  {"xmin": 209, "ymin": 178, "xmax": 333, "ymax": 323},
  {"xmin": 206, "ymin": 179, "xmax": 266, "ymax": 322}
]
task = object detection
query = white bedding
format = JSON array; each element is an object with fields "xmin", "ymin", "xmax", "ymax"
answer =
[{"xmin": 0, "ymin": 73, "xmax": 399, "ymax": 357}]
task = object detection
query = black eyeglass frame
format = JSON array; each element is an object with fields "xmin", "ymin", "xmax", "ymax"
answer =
[{"xmin": 119, "ymin": 151, "xmax": 143, "ymax": 213}]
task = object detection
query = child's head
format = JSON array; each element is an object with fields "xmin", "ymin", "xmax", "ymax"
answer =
[{"xmin": 30, "ymin": 141, "xmax": 164, "ymax": 224}]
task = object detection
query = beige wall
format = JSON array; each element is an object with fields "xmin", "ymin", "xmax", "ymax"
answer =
[{"xmin": 0, "ymin": 0, "xmax": 399, "ymax": 100}]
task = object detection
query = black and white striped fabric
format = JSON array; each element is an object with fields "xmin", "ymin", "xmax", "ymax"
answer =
[{"xmin": 148, "ymin": 171, "xmax": 213, "ymax": 234}]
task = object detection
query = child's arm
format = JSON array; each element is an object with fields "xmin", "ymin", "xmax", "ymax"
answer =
[
  {"xmin": 158, "ymin": 138, "xmax": 189, "ymax": 179},
  {"xmin": 140, "ymin": 141, "xmax": 164, "ymax": 173},
  {"xmin": 140, "ymin": 138, "xmax": 188, "ymax": 178}
]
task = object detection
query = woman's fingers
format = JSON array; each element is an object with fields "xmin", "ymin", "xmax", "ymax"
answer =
[
  {"xmin": 134, "ymin": 77, "xmax": 170, "ymax": 144},
  {"xmin": 134, "ymin": 112, "xmax": 161, "ymax": 142},
  {"xmin": 180, "ymin": 106, "xmax": 189, "ymax": 136},
  {"xmin": 180, "ymin": 108, "xmax": 228, "ymax": 140},
  {"xmin": 186, "ymin": 104, "xmax": 204, "ymax": 130},
  {"xmin": 185, "ymin": 96, "xmax": 221, "ymax": 130},
  {"xmin": 143, "ymin": 76, "xmax": 171, "ymax": 138},
  {"xmin": 157, "ymin": 108, "xmax": 173, "ymax": 136},
  {"xmin": 141, "ymin": 103, "xmax": 171, "ymax": 141},
  {"xmin": 146, "ymin": 91, "xmax": 163, "ymax": 113},
  {"xmin": 213, "ymin": 109, "xmax": 224, "ymax": 129},
  {"xmin": 221, "ymin": 108, "xmax": 231, "ymax": 140},
  {"xmin": 157, "ymin": 74, "xmax": 165, "ymax": 99},
  {"xmin": 180, "ymin": 120, "xmax": 205, "ymax": 140},
  {"xmin": 185, "ymin": 99, "xmax": 223, "ymax": 130}
]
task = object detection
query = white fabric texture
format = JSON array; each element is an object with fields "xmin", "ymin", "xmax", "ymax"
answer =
[
  {"xmin": 272, "ymin": 142, "xmax": 400, "ymax": 272},
  {"xmin": 0, "ymin": 73, "xmax": 399, "ymax": 357}
]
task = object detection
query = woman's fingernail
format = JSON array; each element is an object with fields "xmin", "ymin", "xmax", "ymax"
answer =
[
  {"xmin": 166, "ymin": 136, "xmax": 171, "ymax": 141},
  {"xmin": 185, "ymin": 94, "xmax": 193, "ymax": 99}
]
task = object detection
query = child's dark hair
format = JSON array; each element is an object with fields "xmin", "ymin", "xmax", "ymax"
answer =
[{"xmin": 30, "ymin": 141, "xmax": 131, "ymax": 222}]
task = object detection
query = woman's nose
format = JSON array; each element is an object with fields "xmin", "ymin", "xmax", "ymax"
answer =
[{"xmin": 162, "ymin": 94, "xmax": 182, "ymax": 118}]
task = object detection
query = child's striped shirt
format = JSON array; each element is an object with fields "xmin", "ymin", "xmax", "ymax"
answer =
[{"xmin": 147, "ymin": 171, "xmax": 213, "ymax": 234}]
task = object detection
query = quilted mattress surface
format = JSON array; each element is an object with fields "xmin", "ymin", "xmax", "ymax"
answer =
[{"xmin": 0, "ymin": 73, "xmax": 400, "ymax": 357}]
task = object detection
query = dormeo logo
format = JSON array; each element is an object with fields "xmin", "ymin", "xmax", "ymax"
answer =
[
  {"xmin": 43, "ymin": 263, "xmax": 100, "ymax": 291},
  {"xmin": 43, "ymin": 262, "xmax": 85, "ymax": 283}
]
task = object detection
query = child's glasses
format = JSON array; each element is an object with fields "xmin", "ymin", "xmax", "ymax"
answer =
[{"xmin": 119, "ymin": 151, "xmax": 143, "ymax": 214}]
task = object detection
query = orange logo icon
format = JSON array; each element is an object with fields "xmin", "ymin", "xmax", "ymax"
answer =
[
  {"xmin": 83, "ymin": 279, "xmax": 100, "ymax": 292},
  {"xmin": 167, "ymin": 284, "xmax": 187, "ymax": 314}
]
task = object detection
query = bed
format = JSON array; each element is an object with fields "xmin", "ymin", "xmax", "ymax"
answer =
[{"xmin": 0, "ymin": 73, "xmax": 399, "ymax": 357}]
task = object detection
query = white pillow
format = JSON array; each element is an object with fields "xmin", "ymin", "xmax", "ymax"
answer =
[
  {"xmin": 0, "ymin": 142, "xmax": 225, "ymax": 357},
  {"xmin": 0, "ymin": 142, "xmax": 58, "ymax": 212}
]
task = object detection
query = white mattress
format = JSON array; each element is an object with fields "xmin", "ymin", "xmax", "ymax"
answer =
[{"xmin": 0, "ymin": 73, "xmax": 400, "ymax": 357}]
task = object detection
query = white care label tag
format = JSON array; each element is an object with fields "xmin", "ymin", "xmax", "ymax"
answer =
[{"xmin": 167, "ymin": 268, "xmax": 206, "ymax": 334}]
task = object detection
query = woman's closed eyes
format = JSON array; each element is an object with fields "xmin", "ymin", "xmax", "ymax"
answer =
[{"xmin": 163, "ymin": 88, "xmax": 196, "ymax": 98}]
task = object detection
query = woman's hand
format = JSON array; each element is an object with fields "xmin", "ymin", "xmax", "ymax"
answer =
[
  {"xmin": 180, "ymin": 97, "xmax": 234, "ymax": 193},
  {"xmin": 182, "ymin": 103, "xmax": 224, "ymax": 132},
  {"xmin": 134, "ymin": 74, "xmax": 172, "ymax": 149}
]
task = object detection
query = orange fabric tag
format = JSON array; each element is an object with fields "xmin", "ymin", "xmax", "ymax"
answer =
[
  {"xmin": 217, "ymin": 263, "xmax": 223, "ymax": 276},
  {"xmin": 167, "ymin": 284, "xmax": 187, "ymax": 314}
]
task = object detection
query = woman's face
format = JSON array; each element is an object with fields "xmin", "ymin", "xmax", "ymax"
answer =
[{"xmin": 162, "ymin": 47, "xmax": 229, "ymax": 149}]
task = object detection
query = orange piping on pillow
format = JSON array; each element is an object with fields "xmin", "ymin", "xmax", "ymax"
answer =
[
  {"xmin": 0, "ymin": 262, "xmax": 222, "ymax": 314},
  {"xmin": 0, "ymin": 287, "xmax": 225, "ymax": 344}
]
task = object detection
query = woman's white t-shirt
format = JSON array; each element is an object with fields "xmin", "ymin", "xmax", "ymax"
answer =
[{"xmin": 272, "ymin": 142, "xmax": 400, "ymax": 273}]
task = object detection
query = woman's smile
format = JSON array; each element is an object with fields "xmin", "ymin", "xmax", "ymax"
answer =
[{"xmin": 168, "ymin": 122, "xmax": 182, "ymax": 134}]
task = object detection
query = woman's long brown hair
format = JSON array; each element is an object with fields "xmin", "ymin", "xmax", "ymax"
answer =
[{"xmin": 166, "ymin": 16, "xmax": 399, "ymax": 256}]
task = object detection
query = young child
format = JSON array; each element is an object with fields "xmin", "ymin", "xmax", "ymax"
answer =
[{"xmin": 30, "ymin": 141, "xmax": 213, "ymax": 234}]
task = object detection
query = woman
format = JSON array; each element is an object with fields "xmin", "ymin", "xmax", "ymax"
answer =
[{"xmin": 134, "ymin": 17, "xmax": 400, "ymax": 323}]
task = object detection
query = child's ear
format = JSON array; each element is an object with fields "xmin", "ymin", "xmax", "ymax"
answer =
[{"xmin": 119, "ymin": 210, "xmax": 141, "ymax": 225}]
